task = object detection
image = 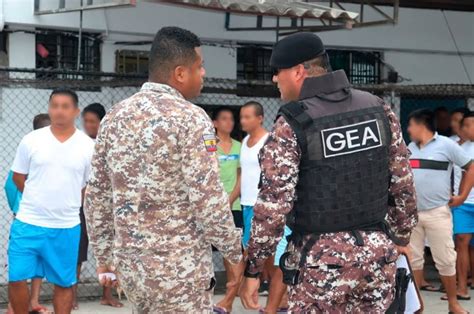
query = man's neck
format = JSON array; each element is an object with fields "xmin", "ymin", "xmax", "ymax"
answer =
[
  {"xmin": 418, "ymin": 131, "xmax": 435, "ymax": 147},
  {"xmin": 50, "ymin": 124, "xmax": 76, "ymax": 136},
  {"xmin": 248, "ymin": 126, "xmax": 266, "ymax": 138},
  {"xmin": 217, "ymin": 131, "xmax": 231, "ymax": 142}
]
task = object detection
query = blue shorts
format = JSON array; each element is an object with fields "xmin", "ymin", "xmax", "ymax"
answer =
[
  {"xmin": 242, "ymin": 205, "xmax": 254, "ymax": 249},
  {"xmin": 8, "ymin": 219, "xmax": 80, "ymax": 287},
  {"xmin": 274, "ymin": 226, "xmax": 292, "ymax": 266},
  {"xmin": 452, "ymin": 204, "xmax": 474, "ymax": 235}
]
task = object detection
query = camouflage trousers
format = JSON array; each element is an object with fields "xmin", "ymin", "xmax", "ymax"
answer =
[
  {"xmin": 115, "ymin": 256, "xmax": 215, "ymax": 313},
  {"xmin": 288, "ymin": 258, "xmax": 397, "ymax": 313}
]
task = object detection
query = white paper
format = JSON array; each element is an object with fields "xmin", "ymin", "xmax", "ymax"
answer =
[
  {"xmin": 395, "ymin": 255, "xmax": 421, "ymax": 314},
  {"xmin": 98, "ymin": 272, "xmax": 117, "ymax": 281}
]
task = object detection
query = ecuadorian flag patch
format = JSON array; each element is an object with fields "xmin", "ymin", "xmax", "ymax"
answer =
[{"xmin": 203, "ymin": 134, "xmax": 217, "ymax": 152}]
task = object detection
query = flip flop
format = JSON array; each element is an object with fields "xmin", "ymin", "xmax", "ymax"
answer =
[
  {"xmin": 259, "ymin": 307, "xmax": 288, "ymax": 313},
  {"xmin": 213, "ymin": 305, "xmax": 230, "ymax": 314},
  {"xmin": 420, "ymin": 284, "xmax": 441, "ymax": 292},
  {"xmin": 441, "ymin": 294, "xmax": 471, "ymax": 301}
]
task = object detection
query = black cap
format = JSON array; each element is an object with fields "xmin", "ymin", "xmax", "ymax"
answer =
[{"xmin": 270, "ymin": 32, "xmax": 326, "ymax": 69}]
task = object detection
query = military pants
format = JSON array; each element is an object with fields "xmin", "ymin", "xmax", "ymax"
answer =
[
  {"xmin": 288, "ymin": 258, "xmax": 396, "ymax": 313},
  {"xmin": 116, "ymin": 255, "xmax": 215, "ymax": 314}
]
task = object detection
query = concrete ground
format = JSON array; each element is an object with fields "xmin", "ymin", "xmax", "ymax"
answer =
[{"xmin": 17, "ymin": 290, "xmax": 472, "ymax": 314}]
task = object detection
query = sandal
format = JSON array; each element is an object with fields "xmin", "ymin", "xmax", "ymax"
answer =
[
  {"xmin": 213, "ymin": 305, "xmax": 230, "ymax": 314},
  {"xmin": 420, "ymin": 284, "xmax": 441, "ymax": 292},
  {"xmin": 441, "ymin": 294, "xmax": 471, "ymax": 301}
]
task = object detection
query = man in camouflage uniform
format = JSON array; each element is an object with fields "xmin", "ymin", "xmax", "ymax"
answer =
[
  {"xmin": 240, "ymin": 33, "xmax": 418, "ymax": 313},
  {"xmin": 84, "ymin": 27, "xmax": 242, "ymax": 313}
]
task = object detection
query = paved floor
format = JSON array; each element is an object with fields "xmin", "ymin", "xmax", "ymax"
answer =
[{"xmin": 46, "ymin": 290, "xmax": 473, "ymax": 314}]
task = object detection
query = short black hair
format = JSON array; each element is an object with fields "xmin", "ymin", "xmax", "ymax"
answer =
[
  {"xmin": 461, "ymin": 111, "xmax": 474, "ymax": 126},
  {"xmin": 33, "ymin": 113, "xmax": 50, "ymax": 130},
  {"xmin": 452, "ymin": 107, "xmax": 471, "ymax": 116},
  {"xmin": 148, "ymin": 27, "xmax": 201, "ymax": 82},
  {"xmin": 242, "ymin": 101, "xmax": 264, "ymax": 117},
  {"xmin": 212, "ymin": 106, "xmax": 234, "ymax": 121},
  {"xmin": 49, "ymin": 88, "xmax": 79, "ymax": 107},
  {"xmin": 82, "ymin": 102, "xmax": 106, "ymax": 121},
  {"xmin": 408, "ymin": 109, "xmax": 436, "ymax": 133}
]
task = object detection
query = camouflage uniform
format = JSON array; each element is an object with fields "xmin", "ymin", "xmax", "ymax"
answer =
[
  {"xmin": 84, "ymin": 82, "xmax": 242, "ymax": 313},
  {"xmin": 247, "ymin": 104, "xmax": 418, "ymax": 313}
]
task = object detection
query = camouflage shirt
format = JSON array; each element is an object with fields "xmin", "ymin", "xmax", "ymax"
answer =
[
  {"xmin": 85, "ymin": 82, "xmax": 242, "ymax": 273},
  {"xmin": 247, "ymin": 104, "xmax": 417, "ymax": 273}
]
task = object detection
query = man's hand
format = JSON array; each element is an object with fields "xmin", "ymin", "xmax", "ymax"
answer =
[
  {"xmin": 97, "ymin": 265, "xmax": 118, "ymax": 288},
  {"xmin": 395, "ymin": 245, "xmax": 411, "ymax": 259},
  {"xmin": 240, "ymin": 277, "xmax": 260, "ymax": 310},
  {"xmin": 449, "ymin": 195, "xmax": 466, "ymax": 208}
]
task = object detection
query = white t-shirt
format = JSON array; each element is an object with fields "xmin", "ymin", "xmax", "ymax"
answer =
[
  {"xmin": 11, "ymin": 126, "xmax": 95, "ymax": 228},
  {"xmin": 240, "ymin": 133, "xmax": 269, "ymax": 206},
  {"xmin": 454, "ymin": 141, "xmax": 474, "ymax": 204}
]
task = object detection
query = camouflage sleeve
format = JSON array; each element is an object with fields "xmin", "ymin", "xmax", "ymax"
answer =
[
  {"xmin": 179, "ymin": 109, "xmax": 242, "ymax": 264},
  {"xmin": 84, "ymin": 117, "xmax": 115, "ymax": 267},
  {"xmin": 384, "ymin": 105, "xmax": 418, "ymax": 246},
  {"xmin": 247, "ymin": 116, "xmax": 301, "ymax": 273}
]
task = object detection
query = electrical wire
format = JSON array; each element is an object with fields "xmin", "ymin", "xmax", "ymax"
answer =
[{"xmin": 442, "ymin": 10, "xmax": 472, "ymax": 84}]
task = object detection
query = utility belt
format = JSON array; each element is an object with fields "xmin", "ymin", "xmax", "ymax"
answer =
[{"xmin": 279, "ymin": 221, "xmax": 393, "ymax": 286}]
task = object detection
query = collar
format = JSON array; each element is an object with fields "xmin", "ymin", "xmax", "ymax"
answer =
[
  {"xmin": 417, "ymin": 132, "xmax": 438, "ymax": 148},
  {"xmin": 298, "ymin": 70, "xmax": 351, "ymax": 100},
  {"xmin": 140, "ymin": 82, "xmax": 185, "ymax": 100}
]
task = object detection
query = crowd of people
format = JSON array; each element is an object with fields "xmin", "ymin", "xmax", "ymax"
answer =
[
  {"xmin": 3, "ymin": 26, "xmax": 473, "ymax": 314},
  {"xmin": 406, "ymin": 107, "xmax": 474, "ymax": 314}
]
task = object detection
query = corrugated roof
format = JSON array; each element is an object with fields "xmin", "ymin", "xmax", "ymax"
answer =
[{"xmin": 160, "ymin": 0, "xmax": 359, "ymax": 21}]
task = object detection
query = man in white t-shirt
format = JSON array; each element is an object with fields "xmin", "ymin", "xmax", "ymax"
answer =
[
  {"xmin": 8, "ymin": 88, "xmax": 95, "ymax": 314},
  {"xmin": 240, "ymin": 101, "xmax": 288, "ymax": 313},
  {"xmin": 240, "ymin": 101, "xmax": 269, "ymax": 249},
  {"xmin": 452, "ymin": 112, "xmax": 474, "ymax": 299}
]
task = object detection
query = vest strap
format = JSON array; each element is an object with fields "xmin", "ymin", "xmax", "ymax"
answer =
[{"xmin": 277, "ymin": 101, "xmax": 312, "ymax": 156}]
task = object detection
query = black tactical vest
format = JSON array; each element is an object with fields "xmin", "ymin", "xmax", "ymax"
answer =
[{"xmin": 278, "ymin": 82, "xmax": 391, "ymax": 235}]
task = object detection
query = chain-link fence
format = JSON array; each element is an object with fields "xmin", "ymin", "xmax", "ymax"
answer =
[{"xmin": 0, "ymin": 68, "xmax": 473, "ymax": 304}]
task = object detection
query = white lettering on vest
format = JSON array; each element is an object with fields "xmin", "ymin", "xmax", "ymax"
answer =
[
  {"xmin": 346, "ymin": 129, "xmax": 360, "ymax": 149},
  {"xmin": 321, "ymin": 119, "xmax": 383, "ymax": 158},
  {"xmin": 326, "ymin": 132, "xmax": 346, "ymax": 152},
  {"xmin": 362, "ymin": 126, "xmax": 379, "ymax": 146}
]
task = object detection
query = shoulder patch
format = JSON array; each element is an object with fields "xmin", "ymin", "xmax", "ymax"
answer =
[{"xmin": 203, "ymin": 134, "xmax": 217, "ymax": 152}]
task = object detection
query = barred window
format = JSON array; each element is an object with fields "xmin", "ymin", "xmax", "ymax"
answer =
[
  {"xmin": 237, "ymin": 45, "xmax": 273, "ymax": 81},
  {"xmin": 36, "ymin": 29, "xmax": 101, "ymax": 78},
  {"xmin": 115, "ymin": 50, "xmax": 149, "ymax": 75},
  {"xmin": 328, "ymin": 50, "xmax": 382, "ymax": 84}
]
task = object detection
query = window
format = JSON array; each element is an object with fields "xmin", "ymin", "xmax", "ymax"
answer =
[
  {"xmin": 237, "ymin": 45, "xmax": 273, "ymax": 81},
  {"xmin": 36, "ymin": 29, "xmax": 101, "ymax": 78},
  {"xmin": 328, "ymin": 50, "xmax": 382, "ymax": 84},
  {"xmin": 115, "ymin": 50, "xmax": 149, "ymax": 75},
  {"xmin": 236, "ymin": 45, "xmax": 277, "ymax": 97}
]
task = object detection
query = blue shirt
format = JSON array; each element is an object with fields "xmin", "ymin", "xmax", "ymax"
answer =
[
  {"xmin": 408, "ymin": 133, "xmax": 472, "ymax": 211},
  {"xmin": 4, "ymin": 170, "xmax": 21, "ymax": 214}
]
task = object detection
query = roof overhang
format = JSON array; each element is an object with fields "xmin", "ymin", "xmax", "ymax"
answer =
[{"xmin": 157, "ymin": 0, "xmax": 359, "ymax": 21}]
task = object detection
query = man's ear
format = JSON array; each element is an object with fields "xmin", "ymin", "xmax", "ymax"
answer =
[
  {"xmin": 295, "ymin": 64, "xmax": 306, "ymax": 81},
  {"xmin": 174, "ymin": 65, "xmax": 187, "ymax": 84}
]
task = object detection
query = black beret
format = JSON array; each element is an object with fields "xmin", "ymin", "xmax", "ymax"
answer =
[{"xmin": 270, "ymin": 32, "xmax": 326, "ymax": 69}]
